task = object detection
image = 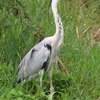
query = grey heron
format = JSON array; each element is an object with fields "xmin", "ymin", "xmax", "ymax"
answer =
[{"xmin": 17, "ymin": 0, "xmax": 64, "ymax": 93}]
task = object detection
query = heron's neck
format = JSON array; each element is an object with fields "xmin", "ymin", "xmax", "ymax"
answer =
[{"xmin": 52, "ymin": 0, "xmax": 64, "ymax": 47}]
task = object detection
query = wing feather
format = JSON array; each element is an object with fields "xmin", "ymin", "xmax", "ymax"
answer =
[{"xmin": 17, "ymin": 41, "xmax": 51, "ymax": 83}]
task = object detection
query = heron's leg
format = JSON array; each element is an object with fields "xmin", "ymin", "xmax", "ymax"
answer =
[
  {"xmin": 39, "ymin": 69, "xmax": 44, "ymax": 87},
  {"xmin": 48, "ymin": 68, "xmax": 54, "ymax": 93}
]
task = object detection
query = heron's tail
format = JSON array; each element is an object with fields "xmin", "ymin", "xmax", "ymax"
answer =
[{"xmin": 16, "ymin": 77, "xmax": 21, "ymax": 83}]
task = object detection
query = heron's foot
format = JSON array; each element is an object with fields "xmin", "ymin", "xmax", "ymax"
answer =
[{"xmin": 50, "ymin": 86, "xmax": 54, "ymax": 93}]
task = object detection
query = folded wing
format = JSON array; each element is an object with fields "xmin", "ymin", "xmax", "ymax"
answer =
[{"xmin": 17, "ymin": 42, "xmax": 52, "ymax": 83}]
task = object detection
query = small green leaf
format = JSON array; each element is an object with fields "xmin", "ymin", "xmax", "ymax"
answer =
[
  {"xmin": 18, "ymin": 91, "xmax": 24, "ymax": 96},
  {"xmin": 0, "ymin": 63, "xmax": 7, "ymax": 70},
  {"xmin": 48, "ymin": 92, "xmax": 56, "ymax": 100},
  {"xmin": 16, "ymin": 97, "xmax": 23, "ymax": 100},
  {"xmin": 10, "ymin": 89, "xmax": 17, "ymax": 96},
  {"xmin": 30, "ymin": 95, "xmax": 35, "ymax": 99}
]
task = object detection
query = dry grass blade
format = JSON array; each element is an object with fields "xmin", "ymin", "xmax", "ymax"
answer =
[
  {"xmin": 93, "ymin": 28, "xmax": 100, "ymax": 39},
  {"xmin": 57, "ymin": 56, "xmax": 69, "ymax": 74},
  {"xmin": 82, "ymin": 26, "xmax": 90, "ymax": 35}
]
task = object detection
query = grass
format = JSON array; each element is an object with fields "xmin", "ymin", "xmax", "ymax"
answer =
[{"xmin": 0, "ymin": 0, "xmax": 100, "ymax": 99}]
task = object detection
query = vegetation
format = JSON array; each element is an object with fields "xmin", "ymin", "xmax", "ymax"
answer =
[{"xmin": 0, "ymin": 0, "xmax": 100, "ymax": 99}]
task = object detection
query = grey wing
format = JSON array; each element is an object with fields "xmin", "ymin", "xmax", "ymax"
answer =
[{"xmin": 17, "ymin": 42, "xmax": 51, "ymax": 83}]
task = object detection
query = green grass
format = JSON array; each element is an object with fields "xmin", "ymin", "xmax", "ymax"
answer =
[{"xmin": 0, "ymin": 0, "xmax": 100, "ymax": 99}]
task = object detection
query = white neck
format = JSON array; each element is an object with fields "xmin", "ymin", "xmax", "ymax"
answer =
[{"xmin": 52, "ymin": 0, "xmax": 64, "ymax": 47}]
